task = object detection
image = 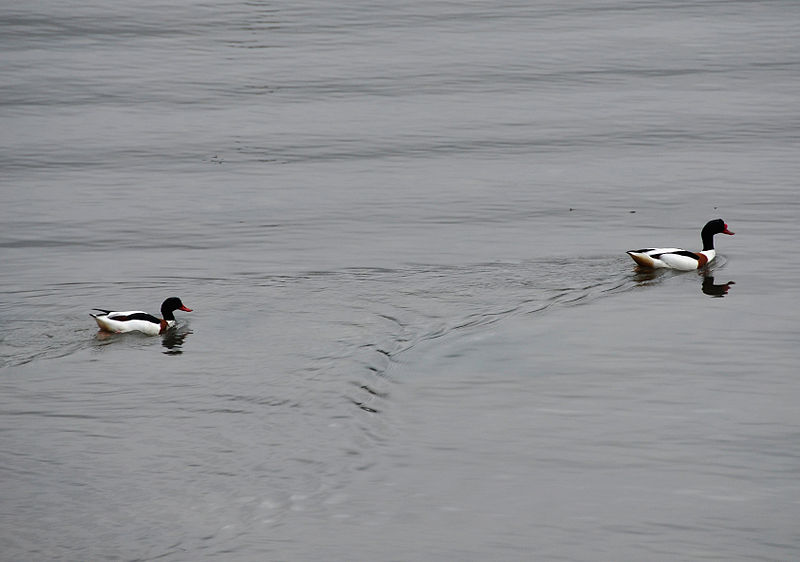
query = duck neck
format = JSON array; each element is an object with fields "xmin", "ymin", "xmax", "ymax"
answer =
[{"xmin": 701, "ymin": 230, "xmax": 715, "ymax": 251}]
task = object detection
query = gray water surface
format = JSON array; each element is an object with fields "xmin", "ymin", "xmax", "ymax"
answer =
[{"xmin": 2, "ymin": 1, "xmax": 799, "ymax": 560}]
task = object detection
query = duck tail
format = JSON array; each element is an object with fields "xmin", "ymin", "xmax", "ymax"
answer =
[{"xmin": 627, "ymin": 251, "xmax": 655, "ymax": 268}]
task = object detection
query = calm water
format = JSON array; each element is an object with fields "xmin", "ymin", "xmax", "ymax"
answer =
[{"xmin": 2, "ymin": 1, "xmax": 800, "ymax": 560}]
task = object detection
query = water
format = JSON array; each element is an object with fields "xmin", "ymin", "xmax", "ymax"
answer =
[{"xmin": 2, "ymin": 1, "xmax": 800, "ymax": 560}]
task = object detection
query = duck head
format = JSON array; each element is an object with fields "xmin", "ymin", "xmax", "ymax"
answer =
[
  {"xmin": 701, "ymin": 219, "xmax": 734, "ymax": 251},
  {"xmin": 161, "ymin": 297, "xmax": 192, "ymax": 320}
]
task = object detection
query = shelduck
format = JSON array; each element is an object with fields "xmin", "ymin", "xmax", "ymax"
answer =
[
  {"xmin": 627, "ymin": 219, "xmax": 734, "ymax": 270},
  {"xmin": 91, "ymin": 297, "xmax": 192, "ymax": 335}
]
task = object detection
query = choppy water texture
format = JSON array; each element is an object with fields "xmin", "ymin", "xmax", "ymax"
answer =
[{"xmin": 2, "ymin": 1, "xmax": 800, "ymax": 560}]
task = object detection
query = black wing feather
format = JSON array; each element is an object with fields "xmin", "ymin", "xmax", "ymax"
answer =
[{"xmin": 123, "ymin": 312, "xmax": 160, "ymax": 323}]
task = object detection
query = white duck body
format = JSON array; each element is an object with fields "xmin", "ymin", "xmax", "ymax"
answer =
[
  {"xmin": 90, "ymin": 297, "xmax": 191, "ymax": 336},
  {"xmin": 92, "ymin": 311, "xmax": 171, "ymax": 335},
  {"xmin": 626, "ymin": 248, "xmax": 715, "ymax": 271},
  {"xmin": 626, "ymin": 219, "xmax": 733, "ymax": 271}
]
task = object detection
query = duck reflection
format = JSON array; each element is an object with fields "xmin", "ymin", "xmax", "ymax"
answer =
[
  {"xmin": 701, "ymin": 275, "xmax": 734, "ymax": 298},
  {"xmin": 162, "ymin": 328, "xmax": 192, "ymax": 354},
  {"xmin": 632, "ymin": 267, "xmax": 665, "ymax": 285},
  {"xmin": 632, "ymin": 267, "xmax": 734, "ymax": 297}
]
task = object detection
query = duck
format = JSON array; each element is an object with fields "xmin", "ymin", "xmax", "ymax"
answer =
[
  {"xmin": 627, "ymin": 219, "xmax": 734, "ymax": 270},
  {"xmin": 91, "ymin": 297, "xmax": 192, "ymax": 335}
]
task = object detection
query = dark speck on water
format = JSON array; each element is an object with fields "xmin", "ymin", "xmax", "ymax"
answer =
[{"xmin": 1, "ymin": 1, "xmax": 799, "ymax": 560}]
